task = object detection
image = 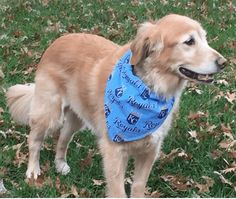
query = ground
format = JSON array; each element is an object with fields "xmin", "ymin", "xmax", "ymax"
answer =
[{"xmin": 0, "ymin": 0, "xmax": 235, "ymax": 197}]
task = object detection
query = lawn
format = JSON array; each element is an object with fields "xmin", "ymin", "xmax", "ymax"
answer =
[{"xmin": 0, "ymin": 0, "xmax": 235, "ymax": 197}]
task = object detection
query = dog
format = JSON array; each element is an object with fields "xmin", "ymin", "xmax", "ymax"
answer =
[{"xmin": 6, "ymin": 14, "xmax": 226, "ymax": 197}]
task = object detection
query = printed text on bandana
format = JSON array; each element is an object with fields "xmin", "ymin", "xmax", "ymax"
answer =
[{"xmin": 104, "ymin": 50, "xmax": 175, "ymax": 142}]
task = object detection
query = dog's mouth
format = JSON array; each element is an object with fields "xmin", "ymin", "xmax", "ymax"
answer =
[{"xmin": 179, "ymin": 67, "xmax": 215, "ymax": 83}]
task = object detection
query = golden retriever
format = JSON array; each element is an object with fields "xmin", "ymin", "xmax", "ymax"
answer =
[{"xmin": 6, "ymin": 14, "xmax": 226, "ymax": 197}]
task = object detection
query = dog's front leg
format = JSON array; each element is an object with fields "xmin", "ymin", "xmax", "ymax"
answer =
[
  {"xmin": 131, "ymin": 146, "xmax": 158, "ymax": 197},
  {"xmin": 99, "ymin": 139, "xmax": 128, "ymax": 198}
]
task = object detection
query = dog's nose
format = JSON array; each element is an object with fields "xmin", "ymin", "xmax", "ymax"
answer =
[{"xmin": 215, "ymin": 57, "xmax": 227, "ymax": 70}]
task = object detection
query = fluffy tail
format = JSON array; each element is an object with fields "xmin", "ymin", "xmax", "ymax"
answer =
[{"xmin": 6, "ymin": 83, "xmax": 35, "ymax": 125}]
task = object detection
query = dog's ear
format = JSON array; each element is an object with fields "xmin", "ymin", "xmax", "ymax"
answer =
[{"xmin": 130, "ymin": 22, "xmax": 163, "ymax": 66}]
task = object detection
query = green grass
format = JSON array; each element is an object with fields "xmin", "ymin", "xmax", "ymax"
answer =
[{"xmin": 0, "ymin": 0, "xmax": 235, "ymax": 197}]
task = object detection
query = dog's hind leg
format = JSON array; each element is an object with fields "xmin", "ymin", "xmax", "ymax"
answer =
[
  {"xmin": 55, "ymin": 109, "xmax": 83, "ymax": 175},
  {"xmin": 26, "ymin": 124, "xmax": 46, "ymax": 179},
  {"xmin": 26, "ymin": 81, "xmax": 63, "ymax": 179}
]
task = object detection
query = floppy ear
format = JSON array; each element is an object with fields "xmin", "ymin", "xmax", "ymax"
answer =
[{"xmin": 130, "ymin": 22, "xmax": 163, "ymax": 66}]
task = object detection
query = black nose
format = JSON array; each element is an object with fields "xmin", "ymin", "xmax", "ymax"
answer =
[{"xmin": 215, "ymin": 57, "xmax": 227, "ymax": 70}]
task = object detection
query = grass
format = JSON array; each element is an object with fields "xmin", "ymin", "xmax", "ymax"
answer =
[{"xmin": 0, "ymin": 0, "xmax": 236, "ymax": 197}]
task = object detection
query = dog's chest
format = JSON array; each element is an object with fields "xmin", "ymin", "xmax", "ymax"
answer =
[{"xmin": 150, "ymin": 110, "xmax": 174, "ymax": 144}]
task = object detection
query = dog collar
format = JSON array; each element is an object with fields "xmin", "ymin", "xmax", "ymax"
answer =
[{"xmin": 104, "ymin": 50, "xmax": 175, "ymax": 142}]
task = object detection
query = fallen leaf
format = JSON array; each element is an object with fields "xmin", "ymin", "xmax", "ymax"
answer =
[
  {"xmin": 55, "ymin": 176, "xmax": 67, "ymax": 194},
  {"xmin": 0, "ymin": 180, "xmax": 7, "ymax": 195},
  {"xmin": 227, "ymin": 1, "xmax": 236, "ymax": 12},
  {"xmin": 41, "ymin": 161, "xmax": 50, "ymax": 173},
  {"xmin": 159, "ymin": 148, "xmax": 179, "ymax": 165},
  {"xmin": 0, "ymin": 107, "xmax": 4, "ymax": 116},
  {"xmin": 60, "ymin": 193, "xmax": 71, "ymax": 198},
  {"xmin": 67, "ymin": 24, "xmax": 76, "ymax": 33},
  {"xmin": 41, "ymin": 0, "xmax": 49, "ymax": 6},
  {"xmin": 187, "ymin": 82, "xmax": 203, "ymax": 95},
  {"xmin": 0, "ymin": 131, "xmax": 7, "ymax": 139},
  {"xmin": 144, "ymin": 186, "xmax": 151, "ymax": 196},
  {"xmin": 89, "ymin": 26, "xmax": 102, "ymax": 36},
  {"xmin": 188, "ymin": 130, "xmax": 197, "ymax": 138},
  {"xmin": 9, "ymin": 180, "xmax": 20, "ymax": 189},
  {"xmin": 0, "ymin": 68, "xmax": 4, "ymax": 80},
  {"xmin": 223, "ymin": 132, "xmax": 234, "ymax": 141},
  {"xmin": 160, "ymin": 175, "xmax": 193, "ymax": 191},
  {"xmin": 0, "ymin": 120, "xmax": 4, "ymax": 126},
  {"xmin": 150, "ymin": 190, "xmax": 162, "ymax": 198},
  {"xmin": 25, "ymin": 175, "xmax": 52, "ymax": 189},
  {"xmin": 0, "ymin": 168, "xmax": 8, "ymax": 176},
  {"xmin": 228, "ymin": 150, "xmax": 236, "ymax": 158},
  {"xmin": 79, "ymin": 188, "xmax": 90, "ymax": 198},
  {"xmin": 160, "ymin": 0, "xmax": 168, "ymax": 5},
  {"xmin": 13, "ymin": 151, "xmax": 28, "ymax": 168},
  {"xmin": 124, "ymin": 177, "xmax": 132, "ymax": 185},
  {"xmin": 12, "ymin": 141, "xmax": 28, "ymax": 168},
  {"xmin": 214, "ymin": 91, "xmax": 224, "ymax": 101},
  {"xmin": 177, "ymin": 151, "xmax": 187, "ymax": 157},
  {"xmin": 92, "ymin": 179, "xmax": 105, "ymax": 186},
  {"xmin": 224, "ymin": 92, "xmax": 236, "ymax": 104},
  {"xmin": 11, "ymin": 141, "xmax": 24, "ymax": 150},
  {"xmin": 221, "ymin": 124, "xmax": 234, "ymax": 140},
  {"xmin": 228, "ymin": 41, "xmax": 236, "ymax": 51},
  {"xmin": 23, "ymin": 66, "xmax": 34, "ymax": 75},
  {"xmin": 221, "ymin": 163, "xmax": 236, "ymax": 174},
  {"xmin": 229, "ymin": 57, "xmax": 236, "ymax": 65},
  {"xmin": 194, "ymin": 176, "xmax": 214, "ymax": 193},
  {"xmin": 14, "ymin": 30, "xmax": 21, "ymax": 38},
  {"xmin": 206, "ymin": 124, "xmax": 217, "ymax": 133},
  {"xmin": 214, "ymin": 171, "xmax": 236, "ymax": 191},
  {"xmin": 188, "ymin": 111, "xmax": 207, "ymax": 120},
  {"xmin": 55, "ymin": 176, "xmax": 61, "ymax": 191},
  {"xmin": 210, "ymin": 149, "xmax": 223, "ymax": 159},
  {"xmin": 43, "ymin": 142, "xmax": 53, "ymax": 151},
  {"xmin": 25, "ymin": 174, "xmax": 53, "ymax": 189},
  {"xmin": 2, "ymin": 129, "xmax": 27, "ymax": 143},
  {"xmin": 25, "ymin": 174, "xmax": 45, "ymax": 188},
  {"xmin": 71, "ymin": 185, "xmax": 79, "ymax": 197},
  {"xmin": 131, "ymin": 0, "xmax": 140, "ymax": 6},
  {"xmin": 195, "ymin": 89, "xmax": 203, "ymax": 95},
  {"xmin": 107, "ymin": 28, "xmax": 120, "ymax": 40},
  {"xmin": 219, "ymin": 139, "xmax": 236, "ymax": 150},
  {"xmin": 160, "ymin": 148, "xmax": 192, "ymax": 166},
  {"xmin": 188, "ymin": 130, "xmax": 199, "ymax": 143},
  {"xmin": 221, "ymin": 123, "xmax": 232, "ymax": 133},
  {"xmin": 216, "ymin": 79, "xmax": 229, "ymax": 86},
  {"xmin": 80, "ymin": 150, "xmax": 93, "ymax": 170}
]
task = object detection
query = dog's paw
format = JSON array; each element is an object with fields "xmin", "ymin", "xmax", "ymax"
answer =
[
  {"xmin": 26, "ymin": 165, "xmax": 41, "ymax": 179},
  {"xmin": 55, "ymin": 159, "xmax": 70, "ymax": 175}
]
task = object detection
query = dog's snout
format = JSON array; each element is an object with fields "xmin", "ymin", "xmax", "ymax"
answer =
[{"xmin": 215, "ymin": 57, "xmax": 227, "ymax": 70}]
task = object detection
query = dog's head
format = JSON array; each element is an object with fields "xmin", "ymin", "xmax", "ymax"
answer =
[{"xmin": 130, "ymin": 14, "xmax": 226, "ymax": 88}]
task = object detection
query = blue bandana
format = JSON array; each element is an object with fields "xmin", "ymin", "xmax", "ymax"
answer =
[{"xmin": 104, "ymin": 50, "xmax": 175, "ymax": 143}]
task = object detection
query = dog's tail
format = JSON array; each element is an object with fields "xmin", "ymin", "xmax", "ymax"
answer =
[{"xmin": 6, "ymin": 83, "xmax": 35, "ymax": 125}]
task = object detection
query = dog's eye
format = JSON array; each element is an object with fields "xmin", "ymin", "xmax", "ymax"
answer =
[{"xmin": 184, "ymin": 37, "xmax": 195, "ymax": 46}]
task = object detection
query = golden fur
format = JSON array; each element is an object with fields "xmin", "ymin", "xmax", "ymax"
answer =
[{"xmin": 6, "ymin": 14, "xmax": 226, "ymax": 197}]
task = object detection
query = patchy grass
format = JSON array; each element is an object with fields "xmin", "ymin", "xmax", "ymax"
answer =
[{"xmin": 0, "ymin": 0, "xmax": 235, "ymax": 197}]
